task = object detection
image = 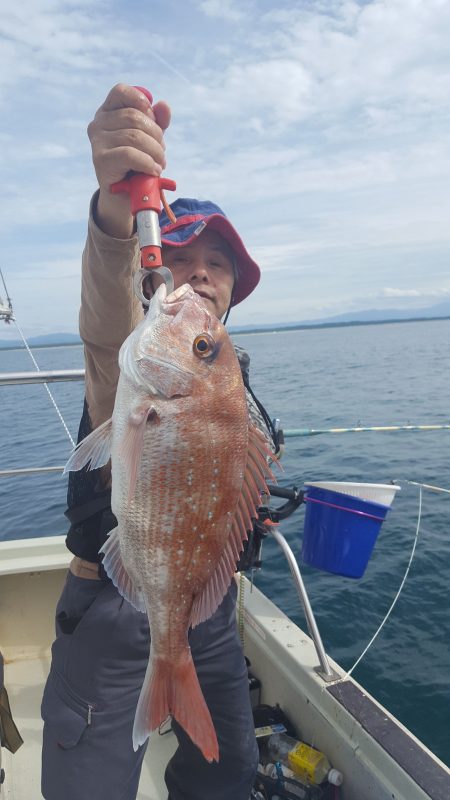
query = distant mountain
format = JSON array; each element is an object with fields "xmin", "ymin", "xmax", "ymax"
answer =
[
  {"xmin": 1, "ymin": 301, "xmax": 450, "ymax": 347},
  {"xmin": 0, "ymin": 332, "xmax": 82, "ymax": 350},
  {"xmin": 229, "ymin": 300, "xmax": 450, "ymax": 333},
  {"xmin": 309, "ymin": 300, "xmax": 450, "ymax": 325}
]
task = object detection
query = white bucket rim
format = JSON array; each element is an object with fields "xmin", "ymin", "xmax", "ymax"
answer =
[
  {"xmin": 304, "ymin": 481, "xmax": 401, "ymax": 507},
  {"xmin": 305, "ymin": 481, "xmax": 401, "ymax": 491}
]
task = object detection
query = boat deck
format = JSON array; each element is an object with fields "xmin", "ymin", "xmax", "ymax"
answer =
[
  {"xmin": 2, "ymin": 655, "xmax": 176, "ymax": 799},
  {"xmin": 3, "ymin": 536, "xmax": 450, "ymax": 800}
]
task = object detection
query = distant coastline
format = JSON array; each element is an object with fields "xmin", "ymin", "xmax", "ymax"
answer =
[
  {"xmin": 1, "ymin": 314, "xmax": 449, "ymax": 350},
  {"xmin": 0, "ymin": 341, "xmax": 84, "ymax": 352},
  {"xmin": 230, "ymin": 314, "xmax": 450, "ymax": 336},
  {"xmin": 0, "ymin": 340, "xmax": 83, "ymax": 352}
]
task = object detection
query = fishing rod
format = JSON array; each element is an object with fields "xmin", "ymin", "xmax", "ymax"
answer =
[{"xmin": 283, "ymin": 424, "xmax": 450, "ymax": 438}]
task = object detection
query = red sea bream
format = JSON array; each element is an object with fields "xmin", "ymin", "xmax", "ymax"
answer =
[{"xmin": 64, "ymin": 281, "xmax": 273, "ymax": 762}]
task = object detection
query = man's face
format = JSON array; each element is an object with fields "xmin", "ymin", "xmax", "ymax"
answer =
[{"xmin": 155, "ymin": 230, "xmax": 235, "ymax": 319}]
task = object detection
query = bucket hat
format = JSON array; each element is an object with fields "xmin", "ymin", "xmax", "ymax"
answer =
[{"xmin": 159, "ymin": 198, "xmax": 260, "ymax": 306}]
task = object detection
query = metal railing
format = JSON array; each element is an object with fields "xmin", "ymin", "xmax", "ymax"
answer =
[
  {"xmin": 2, "ymin": 368, "xmax": 448, "ymax": 481},
  {"xmin": 0, "ymin": 369, "xmax": 85, "ymax": 386},
  {"xmin": 1, "ymin": 466, "xmax": 65, "ymax": 477},
  {"xmin": 0, "ymin": 369, "xmax": 84, "ymax": 477}
]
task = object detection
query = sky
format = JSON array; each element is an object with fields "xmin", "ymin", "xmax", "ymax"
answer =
[{"xmin": 0, "ymin": 0, "xmax": 449, "ymax": 338}]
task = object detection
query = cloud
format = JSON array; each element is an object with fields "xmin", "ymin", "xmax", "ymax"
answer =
[
  {"xmin": 197, "ymin": 0, "xmax": 246, "ymax": 22},
  {"xmin": 188, "ymin": 59, "xmax": 313, "ymax": 128},
  {"xmin": 260, "ymin": 0, "xmax": 450, "ymax": 118},
  {"xmin": 0, "ymin": 0, "xmax": 449, "ymax": 334},
  {"xmin": 163, "ymin": 0, "xmax": 450, "ymax": 143},
  {"xmin": 382, "ymin": 288, "xmax": 424, "ymax": 298},
  {"xmin": 1, "ymin": 138, "xmax": 71, "ymax": 161},
  {"xmin": 382, "ymin": 287, "xmax": 450, "ymax": 299},
  {"xmin": 0, "ymin": 169, "xmax": 94, "ymax": 232}
]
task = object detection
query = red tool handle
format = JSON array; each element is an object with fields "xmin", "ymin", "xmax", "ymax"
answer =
[
  {"xmin": 110, "ymin": 86, "xmax": 176, "ymax": 268},
  {"xmin": 111, "ymin": 173, "xmax": 176, "ymax": 215}
]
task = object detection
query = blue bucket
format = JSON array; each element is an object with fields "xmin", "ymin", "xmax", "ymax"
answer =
[{"xmin": 302, "ymin": 485, "xmax": 390, "ymax": 578}]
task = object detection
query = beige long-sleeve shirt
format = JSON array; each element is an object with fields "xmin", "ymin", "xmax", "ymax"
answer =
[{"xmin": 80, "ymin": 193, "xmax": 144, "ymax": 431}]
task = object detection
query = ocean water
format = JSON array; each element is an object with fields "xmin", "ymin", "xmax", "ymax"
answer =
[{"xmin": 1, "ymin": 319, "xmax": 450, "ymax": 766}]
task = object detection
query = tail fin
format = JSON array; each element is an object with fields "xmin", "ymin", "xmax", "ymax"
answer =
[{"xmin": 132, "ymin": 651, "xmax": 219, "ymax": 763}]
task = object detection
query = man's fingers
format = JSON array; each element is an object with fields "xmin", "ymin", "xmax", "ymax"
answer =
[
  {"xmin": 89, "ymin": 108, "xmax": 166, "ymax": 148},
  {"xmin": 99, "ymin": 85, "xmax": 171, "ymax": 131},
  {"xmin": 101, "ymin": 83, "xmax": 154, "ymax": 117},
  {"xmin": 89, "ymin": 84, "xmax": 172, "ymax": 191},
  {"xmin": 93, "ymin": 128, "xmax": 166, "ymax": 169},
  {"xmin": 96, "ymin": 147, "xmax": 163, "ymax": 186},
  {"xmin": 153, "ymin": 100, "xmax": 171, "ymax": 132}
]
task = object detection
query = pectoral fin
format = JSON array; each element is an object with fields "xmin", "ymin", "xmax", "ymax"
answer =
[
  {"xmin": 121, "ymin": 405, "xmax": 158, "ymax": 500},
  {"xmin": 99, "ymin": 527, "xmax": 146, "ymax": 613},
  {"xmin": 63, "ymin": 417, "xmax": 113, "ymax": 474}
]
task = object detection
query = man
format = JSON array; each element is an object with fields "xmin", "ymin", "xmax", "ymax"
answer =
[{"xmin": 41, "ymin": 84, "xmax": 272, "ymax": 800}]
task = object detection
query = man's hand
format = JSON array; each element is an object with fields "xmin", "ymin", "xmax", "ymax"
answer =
[{"xmin": 88, "ymin": 84, "xmax": 171, "ymax": 239}]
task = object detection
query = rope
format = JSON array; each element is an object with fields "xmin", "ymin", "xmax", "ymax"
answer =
[
  {"xmin": 343, "ymin": 483, "xmax": 423, "ymax": 679},
  {"xmin": 12, "ymin": 319, "xmax": 75, "ymax": 448}
]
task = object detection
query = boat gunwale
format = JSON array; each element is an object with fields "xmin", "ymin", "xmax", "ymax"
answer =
[{"xmin": 329, "ymin": 680, "xmax": 450, "ymax": 800}]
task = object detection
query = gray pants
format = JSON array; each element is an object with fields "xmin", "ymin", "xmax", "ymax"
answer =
[{"xmin": 41, "ymin": 572, "xmax": 258, "ymax": 800}]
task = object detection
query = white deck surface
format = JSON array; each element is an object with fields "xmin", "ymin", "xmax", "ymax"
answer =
[
  {"xmin": 0, "ymin": 545, "xmax": 175, "ymax": 800},
  {"xmin": 2, "ymin": 657, "xmax": 177, "ymax": 800}
]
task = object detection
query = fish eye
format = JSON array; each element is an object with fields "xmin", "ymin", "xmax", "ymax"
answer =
[{"xmin": 193, "ymin": 333, "xmax": 216, "ymax": 358}]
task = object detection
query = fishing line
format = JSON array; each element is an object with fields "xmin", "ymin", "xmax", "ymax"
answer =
[
  {"xmin": 343, "ymin": 483, "xmax": 423, "ymax": 680},
  {"xmin": 147, "ymin": 49, "xmax": 192, "ymax": 85},
  {"xmin": 336, "ymin": 477, "xmax": 449, "ymax": 688},
  {"xmin": 11, "ymin": 318, "xmax": 75, "ymax": 448}
]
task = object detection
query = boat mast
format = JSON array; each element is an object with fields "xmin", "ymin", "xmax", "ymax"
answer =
[{"xmin": 0, "ymin": 267, "xmax": 14, "ymax": 323}]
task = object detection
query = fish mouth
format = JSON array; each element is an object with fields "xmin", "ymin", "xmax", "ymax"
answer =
[
  {"xmin": 165, "ymin": 284, "xmax": 194, "ymax": 304},
  {"xmin": 165, "ymin": 283, "xmax": 213, "ymax": 303}
]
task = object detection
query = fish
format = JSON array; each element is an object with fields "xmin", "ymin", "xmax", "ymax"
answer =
[{"xmin": 64, "ymin": 281, "xmax": 274, "ymax": 763}]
